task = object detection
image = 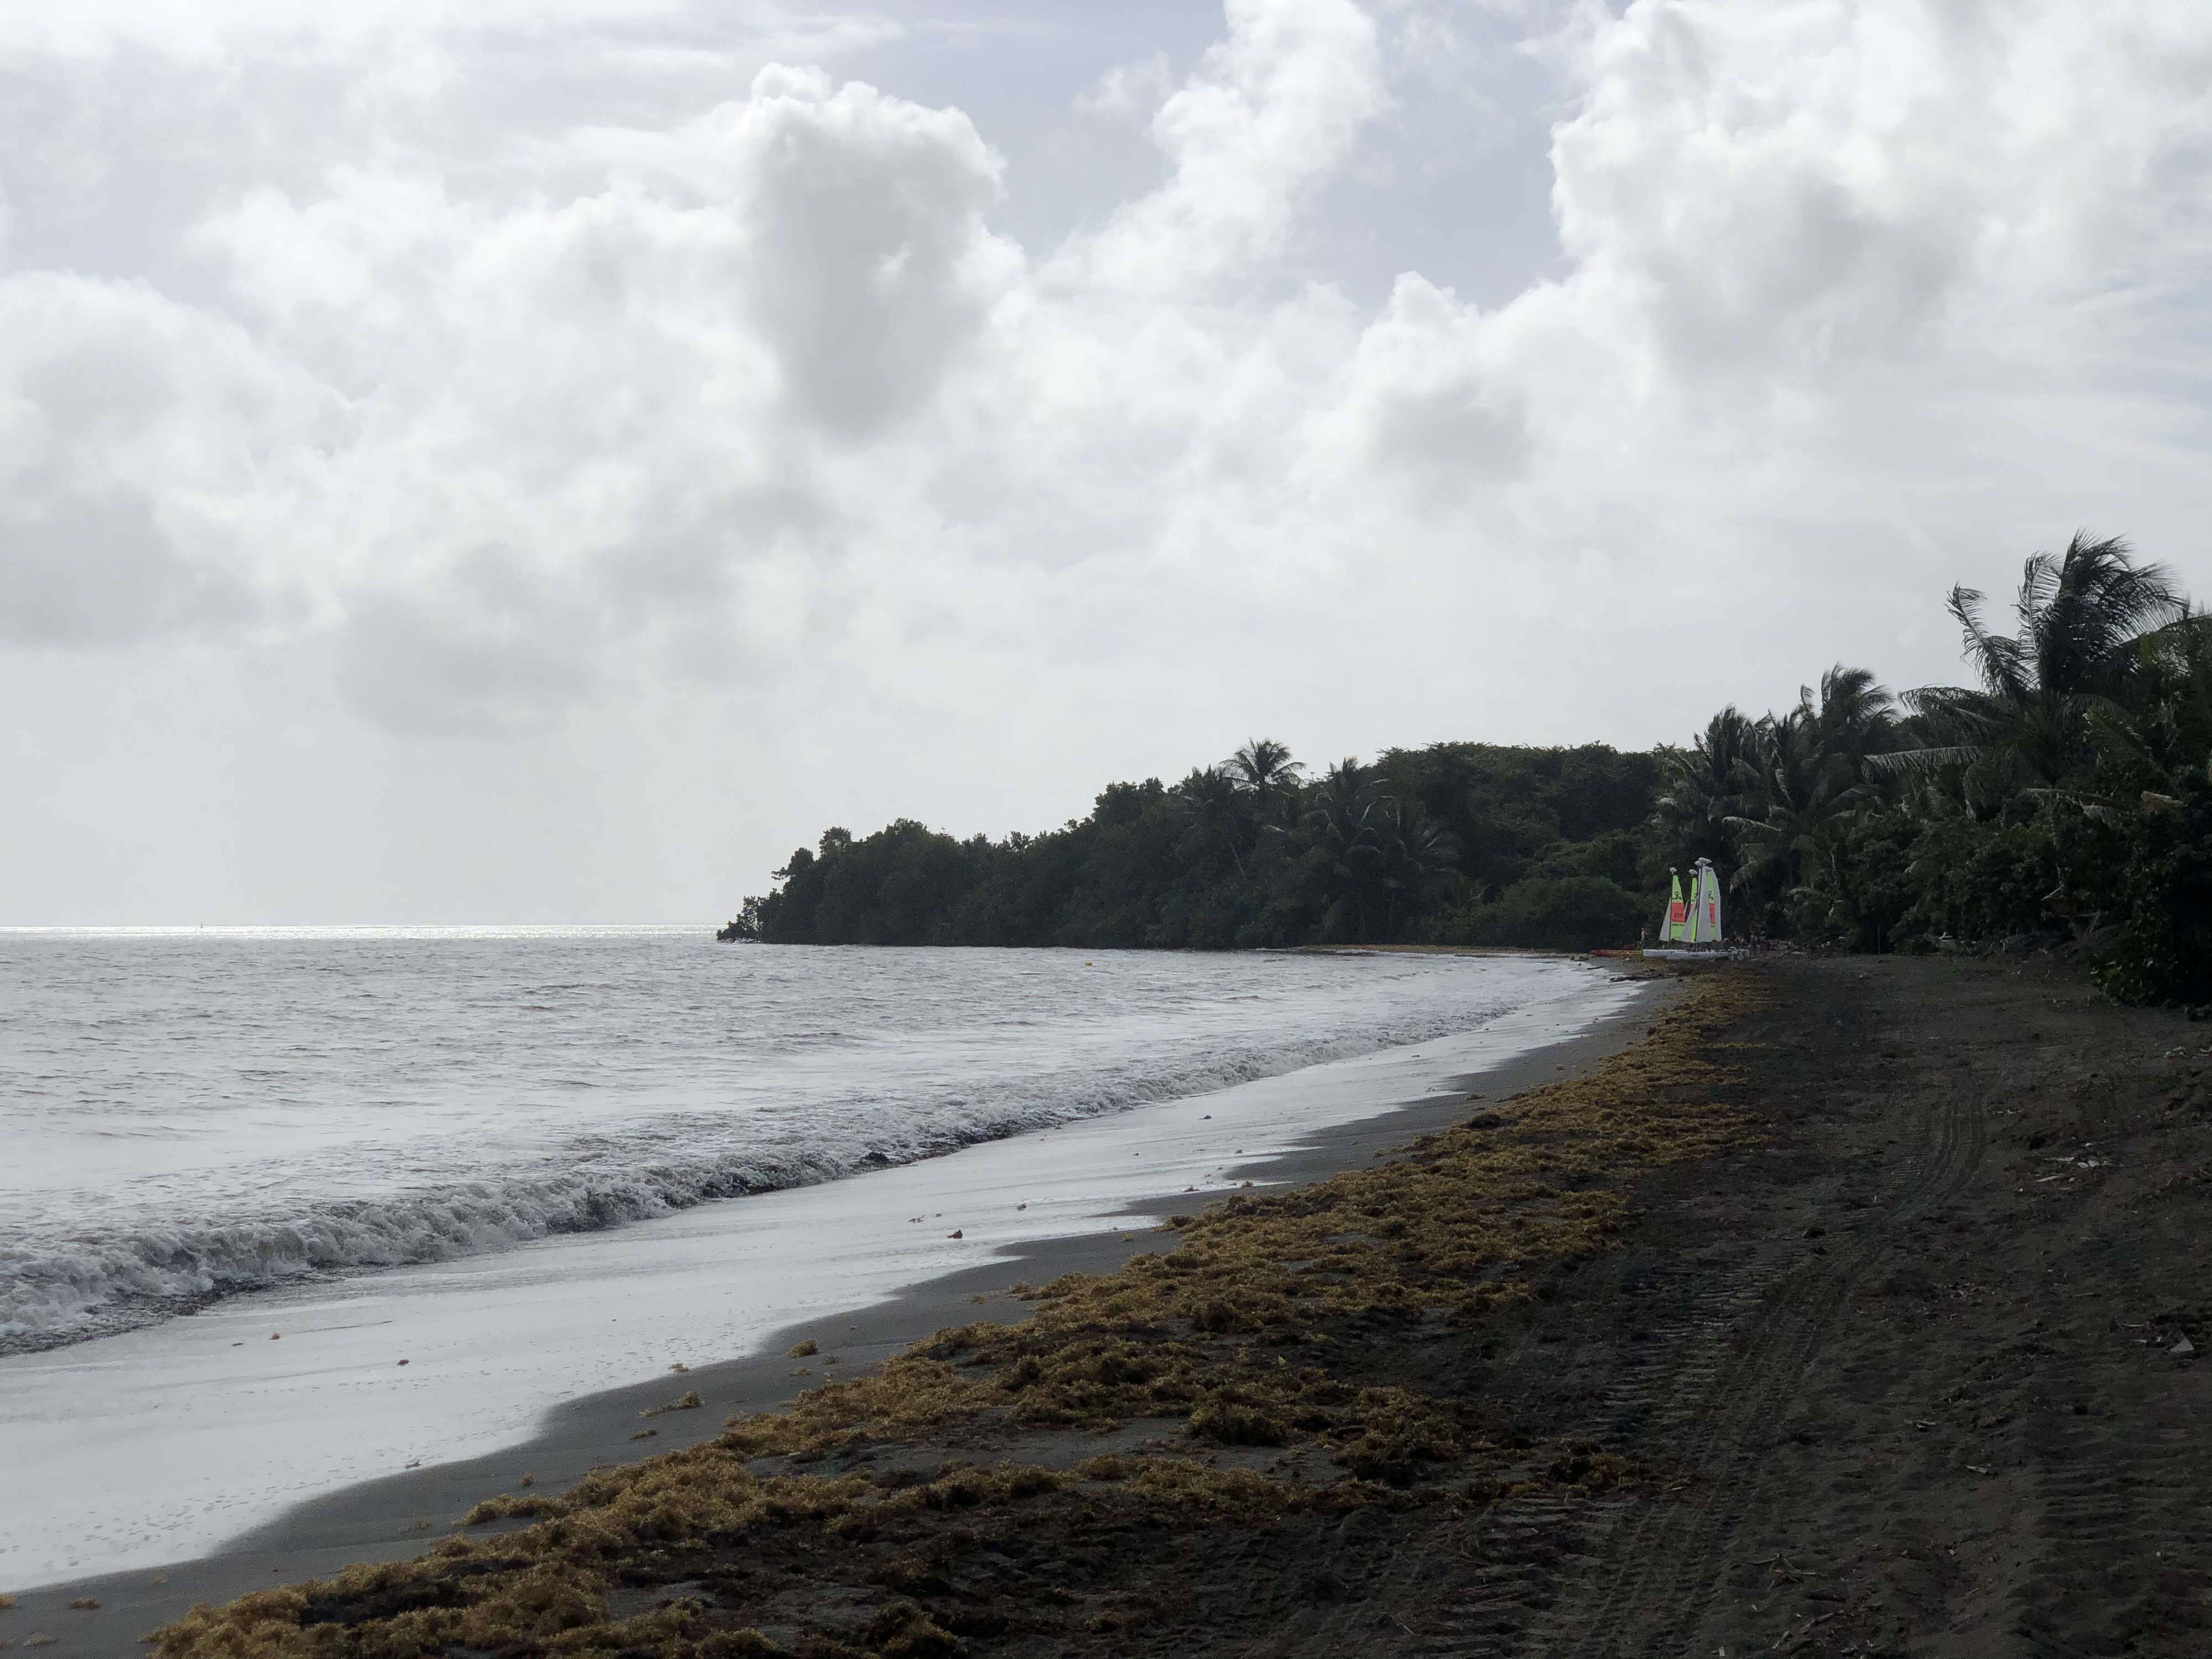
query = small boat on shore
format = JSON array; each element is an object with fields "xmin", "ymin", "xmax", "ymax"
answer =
[{"xmin": 1645, "ymin": 857, "xmax": 1740, "ymax": 959}]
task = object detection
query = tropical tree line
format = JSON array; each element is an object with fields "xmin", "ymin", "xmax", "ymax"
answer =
[
  {"xmin": 721, "ymin": 740, "xmax": 1662, "ymax": 952},
  {"xmin": 1647, "ymin": 533, "xmax": 2212, "ymax": 1003},
  {"xmin": 723, "ymin": 534, "xmax": 2211, "ymax": 1003}
]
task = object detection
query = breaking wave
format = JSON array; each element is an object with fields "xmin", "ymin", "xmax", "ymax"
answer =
[{"xmin": 1, "ymin": 938, "xmax": 1592, "ymax": 1350}]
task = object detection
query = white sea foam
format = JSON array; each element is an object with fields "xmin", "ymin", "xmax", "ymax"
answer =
[
  {"xmin": 1, "ymin": 937, "xmax": 1599, "ymax": 1345},
  {"xmin": 0, "ymin": 964, "xmax": 1650, "ymax": 1587}
]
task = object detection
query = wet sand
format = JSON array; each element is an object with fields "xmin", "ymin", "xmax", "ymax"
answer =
[
  {"xmin": 2, "ymin": 973, "xmax": 1672, "ymax": 1656},
  {"xmin": 83, "ymin": 952, "xmax": 2212, "ymax": 1659}
]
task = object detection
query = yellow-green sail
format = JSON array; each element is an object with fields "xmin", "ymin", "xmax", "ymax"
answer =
[{"xmin": 1688, "ymin": 859, "xmax": 1723, "ymax": 943}]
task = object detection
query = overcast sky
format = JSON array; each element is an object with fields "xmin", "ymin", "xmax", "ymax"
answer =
[{"xmin": 2, "ymin": 0, "xmax": 2208, "ymax": 924}]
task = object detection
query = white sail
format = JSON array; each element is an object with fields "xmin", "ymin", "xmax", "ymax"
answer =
[{"xmin": 1691, "ymin": 859, "xmax": 1723, "ymax": 943}]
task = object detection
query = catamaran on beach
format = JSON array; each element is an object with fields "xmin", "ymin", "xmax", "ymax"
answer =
[{"xmin": 1646, "ymin": 856, "xmax": 1734, "ymax": 959}]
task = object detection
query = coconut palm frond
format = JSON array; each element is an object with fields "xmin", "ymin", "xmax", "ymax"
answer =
[
  {"xmin": 1865, "ymin": 744, "xmax": 1979, "ymax": 778},
  {"xmin": 1226, "ymin": 738, "xmax": 1305, "ymax": 796},
  {"xmin": 1170, "ymin": 764, "xmax": 1255, "ymax": 874},
  {"xmin": 1949, "ymin": 586, "xmax": 2033, "ymax": 704},
  {"xmin": 1893, "ymin": 535, "xmax": 2189, "ymax": 810}
]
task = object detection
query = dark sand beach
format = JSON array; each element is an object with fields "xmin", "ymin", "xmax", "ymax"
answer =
[
  {"xmin": 14, "ymin": 953, "xmax": 2212, "ymax": 1657},
  {"xmin": 6, "ymin": 969, "xmax": 1672, "ymax": 1657}
]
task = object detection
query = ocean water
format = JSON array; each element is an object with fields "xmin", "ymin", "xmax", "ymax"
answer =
[{"xmin": 2, "ymin": 928, "xmax": 1602, "ymax": 1351}]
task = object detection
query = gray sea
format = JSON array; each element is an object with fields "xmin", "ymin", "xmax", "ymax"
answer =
[{"xmin": 1, "ymin": 929, "xmax": 1592, "ymax": 1349}]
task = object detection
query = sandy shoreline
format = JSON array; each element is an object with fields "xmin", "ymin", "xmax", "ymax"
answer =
[
  {"xmin": 5, "ymin": 969, "xmax": 1673, "ymax": 1654},
  {"xmin": 23, "ymin": 953, "xmax": 2212, "ymax": 1657}
]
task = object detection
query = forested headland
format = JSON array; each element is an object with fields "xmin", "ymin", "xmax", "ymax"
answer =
[
  {"xmin": 722, "ymin": 534, "xmax": 2212, "ymax": 1004},
  {"xmin": 722, "ymin": 739, "xmax": 1658, "ymax": 954}
]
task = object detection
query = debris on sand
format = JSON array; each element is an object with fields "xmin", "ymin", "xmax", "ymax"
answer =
[{"xmin": 148, "ymin": 972, "xmax": 1763, "ymax": 1659}]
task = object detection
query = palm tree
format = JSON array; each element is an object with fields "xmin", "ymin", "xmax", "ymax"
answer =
[
  {"xmin": 1374, "ymin": 796, "xmax": 1461, "ymax": 937},
  {"xmin": 1296, "ymin": 760, "xmax": 1457, "ymax": 941},
  {"xmin": 1799, "ymin": 664, "xmax": 1901, "ymax": 764},
  {"xmin": 1725, "ymin": 705, "xmax": 1879, "ymax": 891},
  {"xmin": 1171, "ymin": 765, "xmax": 1255, "ymax": 874},
  {"xmin": 1650, "ymin": 707, "xmax": 1759, "ymax": 872},
  {"xmin": 1225, "ymin": 738, "xmax": 1306, "ymax": 830},
  {"xmin": 1884, "ymin": 534, "xmax": 2186, "ymax": 811},
  {"xmin": 1300, "ymin": 760, "xmax": 1391, "ymax": 941},
  {"xmin": 2080, "ymin": 614, "xmax": 2212, "ymax": 811}
]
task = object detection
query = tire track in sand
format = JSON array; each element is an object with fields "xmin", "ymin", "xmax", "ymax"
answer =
[
  {"xmin": 1511, "ymin": 995, "xmax": 1989, "ymax": 1658},
  {"xmin": 2010, "ymin": 1311, "xmax": 2212, "ymax": 1653}
]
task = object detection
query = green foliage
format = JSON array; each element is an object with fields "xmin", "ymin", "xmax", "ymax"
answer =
[
  {"xmin": 1891, "ymin": 811, "xmax": 2065, "ymax": 946},
  {"xmin": 1813, "ymin": 811, "xmax": 1920, "ymax": 953},
  {"xmin": 1650, "ymin": 532, "xmax": 2212, "ymax": 1003},
  {"xmin": 1446, "ymin": 874, "xmax": 1649, "ymax": 952},
  {"xmin": 2093, "ymin": 782, "xmax": 2212, "ymax": 1005},
  {"xmin": 720, "ymin": 533, "xmax": 2212, "ymax": 1000},
  {"xmin": 721, "ymin": 743, "xmax": 1665, "ymax": 952},
  {"xmin": 1893, "ymin": 533, "xmax": 2187, "ymax": 808}
]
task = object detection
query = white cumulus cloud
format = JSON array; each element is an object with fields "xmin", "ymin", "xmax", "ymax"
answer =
[{"xmin": 0, "ymin": 0, "xmax": 2206, "ymax": 902}]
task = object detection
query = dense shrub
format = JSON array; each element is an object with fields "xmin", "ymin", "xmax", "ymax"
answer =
[
  {"xmin": 2093, "ymin": 786, "xmax": 2212, "ymax": 1005},
  {"xmin": 1895, "ymin": 812, "xmax": 2065, "ymax": 947},
  {"xmin": 1447, "ymin": 875, "xmax": 1648, "ymax": 952}
]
